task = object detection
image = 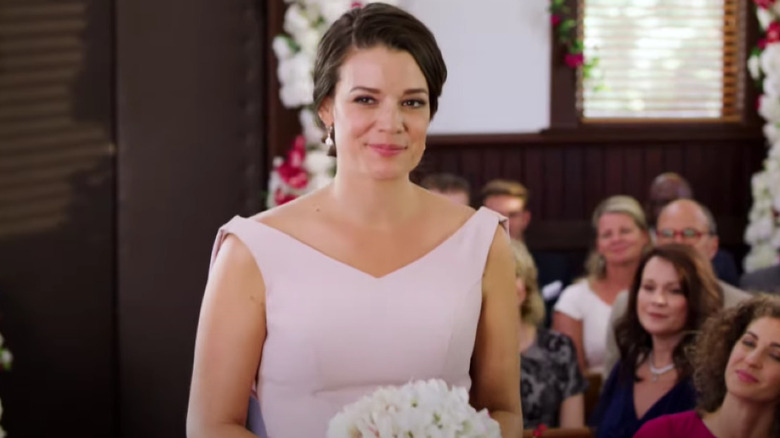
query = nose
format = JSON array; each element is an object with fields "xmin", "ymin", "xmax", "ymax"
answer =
[
  {"xmin": 672, "ymin": 233, "xmax": 685, "ymax": 243},
  {"xmin": 744, "ymin": 349, "xmax": 763, "ymax": 368},
  {"xmin": 652, "ymin": 291, "xmax": 667, "ymax": 306},
  {"xmin": 377, "ymin": 102, "xmax": 403, "ymax": 133}
]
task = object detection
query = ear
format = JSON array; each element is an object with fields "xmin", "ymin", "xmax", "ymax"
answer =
[
  {"xmin": 708, "ymin": 235, "xmax": 719, "ymax": 260},
  {"xmin": 522, "ymin": 210, "xmax": 532, "ymax": 228},
  {"xmin": 318, "ymin": 96, "xmax": 334, "ymax": 128}
]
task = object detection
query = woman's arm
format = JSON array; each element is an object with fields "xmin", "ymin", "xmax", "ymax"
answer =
[
  {"xmin": 552, "ymin": 312, "xmax": 587, "ymax": 372},
  {"xmin": 470, "ymin": 225, "xmax": 523, "ymax": 437},
  {"xmin": 186, "ymin": 235, "xmax": 267, "ymax": 438},
  {"xmin": 558, "ymin": 393, "xmax": 585, "ymax": 428}
]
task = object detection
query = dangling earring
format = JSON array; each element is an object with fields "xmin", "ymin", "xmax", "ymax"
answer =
[{"xmin": 325, "ymin": 125, "xmax": 334, "ymax": 148}]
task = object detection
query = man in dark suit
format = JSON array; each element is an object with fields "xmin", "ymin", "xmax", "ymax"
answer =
[{"xmin": 740, "ymin": 264, "xmax": 780, "ymax": 294}]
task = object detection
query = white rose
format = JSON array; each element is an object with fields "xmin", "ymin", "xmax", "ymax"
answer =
[
  {"xmin": 758, "ymin": 7, "xmax": 774, "ymax": 30},
  {"xmin": 284, "ymin": 4, "xmax": 314, "ymax": 42},
  {"xmin": 759, "ymin": 95, "xmax": 780, "ymax": 122},
  {"xmin": 761, "ymin": 43, "xmax": 780, "ymax": 78},
  {"xmin": 319, "ymin": 0, "xmax": 352, "ymax": 24},
  {"xmin": 297, "ymin": 27, "xmax": 322, "ymax": 57},
  {"xmin": 764, "ymin": 123, "xmax": 780, "ymax": 144},
  {"xmin": 277, "ymin": 53, "xmax": 314, "ymax": 107},
  {"xmin": 304, "ymin": 149, "xmax": 335, "ymax": 175},
  {"xmin": 272, "ymin": 35, "xmax": 295, "ymax": 61},
  {"xmin": 744, "ymin": 244, "xmax": 780, "ymax": 272},
  {"xmin": 746, "ymin": 213, "xmax": 774, "ymax": 243},
  {"xmin": 749, "ymin": 53, "xmax": 762, "ymax": 81},
  {"xmin": 299, "ymin": 109, "xmax": 324, "ymax": 145}
]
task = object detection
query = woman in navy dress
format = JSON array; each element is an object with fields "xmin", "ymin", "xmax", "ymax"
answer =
[{"xmin": 589, "ymin": 244, "xmax": 721, "ymax": 438}]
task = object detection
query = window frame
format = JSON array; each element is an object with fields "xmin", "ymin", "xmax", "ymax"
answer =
[{"xmin": 547, "ymin": 0, "xmax": 762, "ymax": 137}]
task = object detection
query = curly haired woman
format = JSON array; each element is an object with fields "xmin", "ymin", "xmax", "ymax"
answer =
[{"xmin": 635, "ymin": 294, "xmax": 780, "ymax": 438}]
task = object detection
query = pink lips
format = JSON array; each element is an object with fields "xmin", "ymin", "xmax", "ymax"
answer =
[
  {"xmin": 368, "ymin": 143, "xmax": 405, "ymax": 157},
  {"xmin": 736, "ymin": 370, "xmax": 758, "ymax": 383}
]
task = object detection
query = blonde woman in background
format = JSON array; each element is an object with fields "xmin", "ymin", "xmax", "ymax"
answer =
[
  {"xmin": 553, "ymin": 196, "xmax": 650, "ymax": 374},
  {"xmin": 515, "ymin": 244, "xmax": 587, "ymax": 429}
]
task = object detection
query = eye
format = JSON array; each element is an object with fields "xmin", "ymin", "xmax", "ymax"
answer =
[
  {"xmin": 741, "ymin": 339, "xmax": 756, "ymax": 348},
  {"xmin": 353, "ymin": 96, "xmax": 376, "ymax": 104},
  {"xmin": 403, "ymin": 99, "xmax": 427, "ymax": 108},
  {"xmin": 669, "ymin": 288, "xmax": 684, "ymax": 295},
  {"xmin": 641, "ymin": 284, "xmax": 655, "ymax": 292},
  {"xmin": 658, "ymin": 229, "xmax": 674, "ymax": 239}
]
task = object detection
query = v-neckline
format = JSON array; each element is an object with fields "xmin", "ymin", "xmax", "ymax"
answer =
[{"xmin": 236, "ymin": 207, "xmax": 488, "ymax": 281}]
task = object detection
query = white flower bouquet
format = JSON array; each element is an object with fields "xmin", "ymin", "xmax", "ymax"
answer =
[{"xmin": 327, "ymin": 379, "xmax": 501, "ymax": 438}]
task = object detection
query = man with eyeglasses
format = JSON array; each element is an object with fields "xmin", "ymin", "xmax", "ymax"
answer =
[{"xmin": 601, "ymin": 199, "xmax": 751, "ymax": 377}]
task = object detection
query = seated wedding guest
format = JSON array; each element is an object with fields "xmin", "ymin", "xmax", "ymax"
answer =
[
  {"xmin": 634, "ymin": 294, "xmax": 780, "ymax": 438},
  {"xmin": 590, "ymin": 244, "xmax": 721, "ymax": 438},
  {"xmin": 645, "ymin": 172, "xmax": 738, "ymax": 285},
  {"xmin": 420, "ymin": 172, "xmax": 471, "ymax": 205},
  {"xmin": 603, "ymin": 199, "xmax": 751, "ymax": 376},
  {"xmin": 553, "ymin": 195, "xmax": 650, "ymax": 375},
  {"xmin": 481, "ymin": 179, "xmax": 532, "ymax": 242},
  {"xmin": 481, "ymin": 179, "xmax": 575, "ymax": 319},
  {"xmin": 514, "ymin": 245, "xmax": 586, "ymax": 429},
  {"xmin": 644, "ymin": 172, "xmax": 693, "ymax": 232},
  {"xmin": 741, "ymin": 264, "xmax": 780, "ymax": 295}
]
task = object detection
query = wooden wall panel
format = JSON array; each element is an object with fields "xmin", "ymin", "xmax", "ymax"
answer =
[{"xmin": 424, "ymin": 132, "xmax": 765, "ymax": 263}]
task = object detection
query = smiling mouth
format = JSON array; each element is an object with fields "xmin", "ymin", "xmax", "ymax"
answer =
[
  {"xmin": 368, "ymin": 143, "xmax": 405, "ymax": 151},
  {"xmin": 736, "ymin": 370, "xmax": 758, "ymax": 383}
]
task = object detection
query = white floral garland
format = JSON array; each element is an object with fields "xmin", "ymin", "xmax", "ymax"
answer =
[
  {"xmin": 745, "ymin": 0, "xmax": 780, "ymax": 272},
  {"xmin": 268, "ymin": 0, "xmax": 400, "ymax": 208}
]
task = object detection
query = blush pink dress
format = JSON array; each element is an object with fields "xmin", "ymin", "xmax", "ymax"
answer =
[{"xmin": 209, "ymin": 207, "xmax": 507, "ymax": 438}]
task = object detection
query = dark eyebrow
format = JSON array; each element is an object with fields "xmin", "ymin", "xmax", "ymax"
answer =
[{"xmin": 348, "ymin": 86, "xmax": 428, "ymax": 95}]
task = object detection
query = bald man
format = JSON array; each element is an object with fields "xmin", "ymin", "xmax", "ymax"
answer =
[
  {"xmin": 645, "ymin": 173, "xmax": 738, "ymax": 285},
  {"xmin": 602, "ymin": 199, "xmax": 751, "ymax": 377}
]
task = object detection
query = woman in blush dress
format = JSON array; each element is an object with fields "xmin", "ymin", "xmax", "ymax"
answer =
[
  {"xmin": 514, "ymin": 244, "xmax": 587, "ymax": 429},
  {"xmin": 635, "ymin": 294, "xmax": 780, "ymax": 438},
  {"xmin": 589, "ymin": 244, "xmax": 721, "ymax": 438},
  {"xmin": 185, "ymin": 4, "xmax": 522, "ymax": 438}
]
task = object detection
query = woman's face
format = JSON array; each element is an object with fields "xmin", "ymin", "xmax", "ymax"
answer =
[
  {"xmin": 725, "ymin": 317, "xmax": 780, "ymax": 405},
  {"xmin": 596, "ymin": 212, "xmax": 648, "ymax": 267},
  {"xmin": 318, "ymin": 45, "xmax": 430, "ymax": 181},
  {"xmin": 636, "ymin": 256, "xmax": 689, "ymax": 338}
]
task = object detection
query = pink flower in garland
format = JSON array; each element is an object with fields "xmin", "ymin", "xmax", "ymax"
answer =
[
  {"xmin": 551, "ymin": 14, "xmax": 562, "ymax": 26},
  {"xmin": 276, "ymin": 135, "xmax": 308, "ymax": 190},
  {"xmin": 565, "ymin": 52, "xmax": 585, "ymax": 68},
  {"xmin": 532, "ymin": 424, "xmax": 549, "ymax": 437},
  {"xmin": 755, "ymin": 0, "xmax": 776, "ymax": 9},
  {"xmin": 768, "ymin": 22, "xmax": 780, "ymax": 44},
  {"xmin": 273, "ymin": 187, "xmax": 297, "ymax": 206},
  {"xmin": 351, "ymin": 1, "xmax": 363, "ymax": 8}
]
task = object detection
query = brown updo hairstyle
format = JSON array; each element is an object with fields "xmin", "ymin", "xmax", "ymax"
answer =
[
  {"xmin": 615, "ymin": 243, "xmax": 722, "ymax": 384},
  {"xmin": 691, "ymin": 295, "xmax": 780, "ymax": 435},
  {"xmin": 312, "ymin": 3, "xmax": 448, "ymax": 153}
]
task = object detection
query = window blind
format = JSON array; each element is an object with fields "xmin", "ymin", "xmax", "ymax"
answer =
[
  {"xmin": 579, "ymin": 0, "xmax": 743, "ymax": 121},
  {"xmin": 0, "ymin": 1, "xmax": 112, "ymax": 239}
]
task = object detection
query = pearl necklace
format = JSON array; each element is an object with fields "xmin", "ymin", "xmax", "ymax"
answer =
[{"xmin": 648, "ymin": 352, "xmax": 675, "ymax": 382}]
